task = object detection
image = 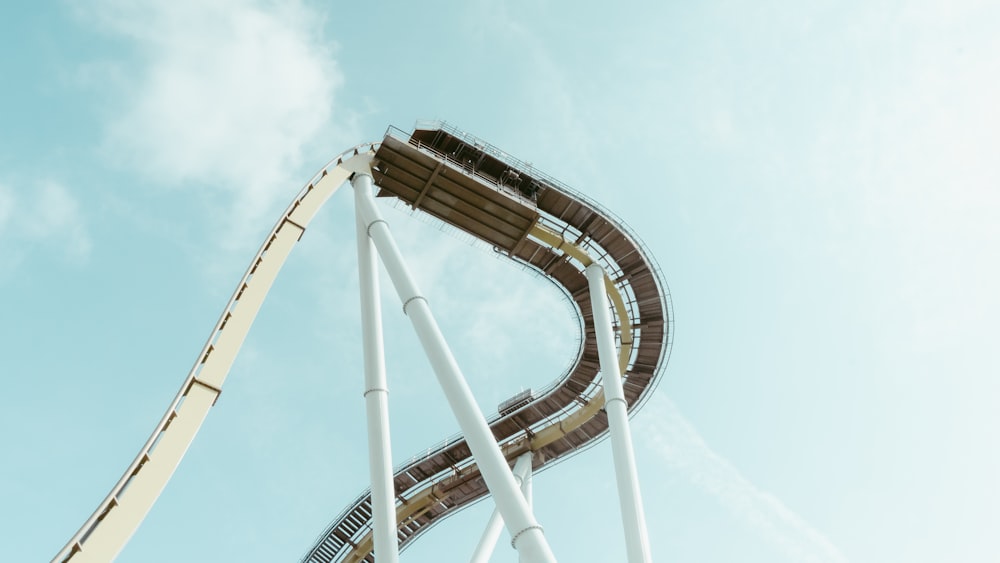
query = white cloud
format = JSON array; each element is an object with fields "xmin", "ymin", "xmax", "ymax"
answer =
[
  {"xmin": 0, "ymin": 181, "xmax": 91, "ymax": 273},
  {"xmin": 83, "ymin": 0, "xmax": 351, "ymax": 254},
  {"xmin": 31, "ymin": 182, "xmax": 93, "ymax": 258},
  {"xmin": 638, "ymin": 396, "xmax": 849, "ymax": 563}
]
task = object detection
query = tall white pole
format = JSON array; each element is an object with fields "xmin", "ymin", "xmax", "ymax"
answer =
[
  {"xmin": 585, "ymin": 263, "xmax": 652, "ymax": 563},
  {"xmin": 471, "ymin": 452, "xmax": 533, "ymax": 563},
  {"xmin": 515, "ymin": 453, "xmax": 534, "ymax": 563},
  {"xmin": 352, "ymin": 173, "xmax": 557, "ymax": 563},
  {"xmin": 354, "ymin": 177, "xmax": 400, "ymax": 563},
  {"xmin": 470, "ymin": 507, "xmax": 505, "ymax": 563}
]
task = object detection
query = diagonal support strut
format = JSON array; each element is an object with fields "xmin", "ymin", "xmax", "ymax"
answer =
[{"xmin": 351, "ymin": 171, "xmax": 557, "ymax": 563}]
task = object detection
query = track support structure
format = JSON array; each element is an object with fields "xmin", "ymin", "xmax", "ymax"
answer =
[
  {"xmin": 351, "ymin": 172, "xmax": 557, "ymax": 563},
  {"xmin": 354, "ymin": 180, "xmax": 400, "ymax": 563},
  {"xmin": 470, "ymin": 452, "xmax": 534, "ymax": 563},
  {"xmin": 54, "ymin": 125, "xmax": 674, "ymax": 563},
  {"xmin": 586, "ymin": 263, "xmax": 653, "ymax": 563}
]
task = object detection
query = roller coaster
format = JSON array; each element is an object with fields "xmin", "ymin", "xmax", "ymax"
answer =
[{"xmin": 53, "ymin": 122, "xmax": 673, "ymax": 563}]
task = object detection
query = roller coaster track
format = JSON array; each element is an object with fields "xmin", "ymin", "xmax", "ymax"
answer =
[{"xmin": 53, "ymin": 122, "xmax": 673, "ymax": 563}]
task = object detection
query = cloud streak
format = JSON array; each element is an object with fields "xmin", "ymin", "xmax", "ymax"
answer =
[{"xmin": 638, "ymin": 396, "xmax": 849, "ymax": 563}]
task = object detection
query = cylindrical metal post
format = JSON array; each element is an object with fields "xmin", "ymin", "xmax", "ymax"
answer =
[
  {"xmin": 470, "ymin": 452, "xmax": 534, "ymax": 563},
  {"xmin": 586, "ymin": 263, "xmax": 652, "ymax": 563},
  {"xmin": 353, "ymin": 173, "xmax": 556, "ymax": 563},
  {"xmin": 518, "ymin": 453, "xmax": 533, "ymax": 507},
  {"xmin": 514, "ymin": 453, "xmax": 534, "ymax": 563},
  {"xmin": 470, "ymin": 507, "xmax": 505, "ymax": 563},
  {"xmin": 353, "ymin": 174, "xmax": 399, "ymax": 563}
]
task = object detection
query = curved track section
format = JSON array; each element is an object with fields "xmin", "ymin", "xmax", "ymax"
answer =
[{"xmin": 302, "ymin": 123, "xmax": 673, "ymax": 563}]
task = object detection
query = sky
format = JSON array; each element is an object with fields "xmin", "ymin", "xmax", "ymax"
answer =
[{"xmin": 1, "ymin": 1, "xmax": 998, "ymax": 562}]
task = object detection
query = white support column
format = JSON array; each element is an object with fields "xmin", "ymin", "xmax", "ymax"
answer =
[
  {"xmin": 518, "ymin": 453, "xmax": 532, "ymax": 507},
  {"xmin": 355, "ymin": 179, "xmax": 399, "ymax": 563},
  {"xmin": 470, "ymin": 507, "xmax": 505, "ymax": 563},
  {"xmin": 514, "ymin": 453, "xmax": 534, "ymax": 563},
  {"xmin": 585, "ymin": 263, "xmax": 652, "ymax": 563},
  {"xmin": 471, "ymin": 452, "xmax": 534, "ymax": 563},
  {"xmin": 352, "ymin": 172, "xmax": 556, "ymax": 563}
]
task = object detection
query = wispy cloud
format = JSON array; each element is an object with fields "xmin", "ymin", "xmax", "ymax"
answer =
[
  {"xmin": 638, "ymin": 396, "xmax": 849, "ymax": 563},
  {"xmin": 0, "ymin": 181, "xmax": 91, "ymax": 276},
  {"xmin": 0, "ymin": 185, "xmax": 12, "ymax": 234},
  {"xmin": 80, "ymin": 0, "xmax": 352, "ymax": 257}
]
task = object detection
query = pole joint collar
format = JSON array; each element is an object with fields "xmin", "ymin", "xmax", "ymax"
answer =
[
  {"xmin": 605, "ymin": 396, "xmax": 628, "ymax": 409},
  {"xmin": 366, "ymin": 219, "xmax": 388, "ymax": 238},
  {"xmin": 402, "ymin": 295, "xmax": 428, "ymax": 316},
  {"xmin": 363, "ymin": 387, "xmax": 388, "ymax": 398},
  {"xmin": 510, "ymin": 525, "xmax": 544, "ymax": 549}
]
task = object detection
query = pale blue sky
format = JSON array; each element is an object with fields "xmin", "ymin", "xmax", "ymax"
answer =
[{"xmin": 2, "ymin": 1, "xmax": 998, "ymax": 562}]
